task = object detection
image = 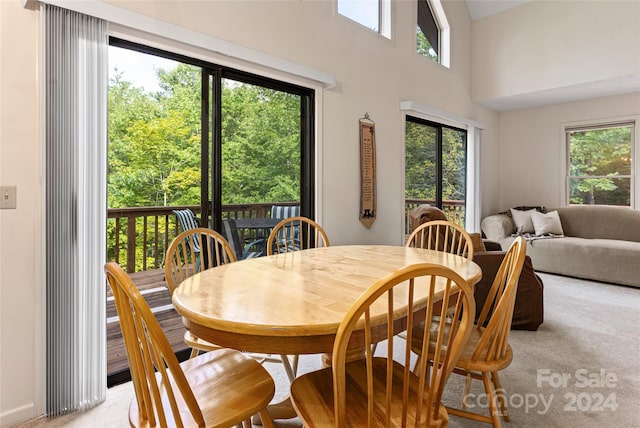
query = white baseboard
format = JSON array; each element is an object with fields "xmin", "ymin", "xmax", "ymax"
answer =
[{"xmin": 0, "ymin": 402, "xmax": 38, "ymax": 428}]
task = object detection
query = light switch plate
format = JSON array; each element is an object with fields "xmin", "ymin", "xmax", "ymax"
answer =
[{"xmin": 0, "ymin": 185, "xmax": 17, "ymax": 209}]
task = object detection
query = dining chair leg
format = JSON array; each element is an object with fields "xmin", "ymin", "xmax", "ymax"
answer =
[
  {"xmin": 259, "ymin": 409, "xmax": 275, "ymax": 428},
  {"xmin": 482, "ymin": 371, "xmax": 502, "ymax": 428},
  {"xmin": 280, "ymin": 355, "xmax": 297, "ymax": 382},
  {"xmin": 291, "ymin": 354, "xmax": 299, "ymax": 376},
  {"xmin": 462, "ymin": 372, "xmax": 473, "ymax": 410},
  {"xmin": 491, "ymin": 371, "xmax": 510, "ymax": 422},
  {"xmin": 189, "ymin": 348, "xmax": 199, "ymax": 359}
]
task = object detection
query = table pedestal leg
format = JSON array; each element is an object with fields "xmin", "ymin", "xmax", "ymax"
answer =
[{"xmin": 252, "ymin": 397, "xmax": 298, "ymax": 424}]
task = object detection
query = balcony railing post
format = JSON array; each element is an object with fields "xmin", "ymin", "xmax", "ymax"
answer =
[{"xmin": 127, "ymin": 214, "xmax": 136, "ymax": 273}]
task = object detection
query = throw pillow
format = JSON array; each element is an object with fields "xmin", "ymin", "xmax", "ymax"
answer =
[
  {"xmin": 469, "ymin": 233, "xmax": 486, "ymax": 253},
  {"xmin": 530, "ymin": 210, "xmax": 564, "ymax": 236},
  {"xmin": 510, "ymin": 208, "xmax": 537, "ymax": 235}
]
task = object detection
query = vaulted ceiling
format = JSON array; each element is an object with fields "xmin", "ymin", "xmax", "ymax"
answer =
[{"xmin": 465, "ymin": 0, "xmax": 639, "ymax": 111}]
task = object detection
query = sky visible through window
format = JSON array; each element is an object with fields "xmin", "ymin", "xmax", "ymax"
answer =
[
  {"xmin": 108, "ymin": 45, "xmax": 179, "ymax": 93},
  {"xmin": 338, "ymin": 0, "xmax": 379, "ymax": 32}
]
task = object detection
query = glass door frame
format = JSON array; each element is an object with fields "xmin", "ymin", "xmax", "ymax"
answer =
[
  {"xmin": 203, "ymin": 67, "xmax": 315, "ymax": 231},
  {"xmin": 405, "ymin": 114, "xmax": 468, "ymax": 220},
  {"xmin": 109, "ymin": 37, "xmax": 316, "ymax": 235}
]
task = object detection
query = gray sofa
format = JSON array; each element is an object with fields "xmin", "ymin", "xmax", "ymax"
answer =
[{"xmin": 481, "ymin": 205, "xmax": 640, "ymax": 288}]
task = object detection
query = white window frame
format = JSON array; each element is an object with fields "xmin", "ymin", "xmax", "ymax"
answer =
[
  {"xmin": 336, "ymin": 0, "xmax": 392, "ymax": 39},
  {"xmin": 561, "ymin": 116, "xmax": 638, "ymax": 209}
]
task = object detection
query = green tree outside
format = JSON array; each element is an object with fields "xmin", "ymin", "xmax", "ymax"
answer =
[
  {"xmin": 568, "ymin": 126, "xmax": 631, "ymax": 206},
  {"xmin": 107, "ymin": 60, "xmax": 301, "ymax": 270},
  {"xmin": 405, "ymin": 121, "xmax": 466, "ymax": 202},
  {"xmin": 405, "ymin": 120, "xmax": 467, "ymax": 225}
]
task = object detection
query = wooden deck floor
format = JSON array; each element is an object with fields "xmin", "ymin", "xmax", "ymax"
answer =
[{"xmin": 107, "ymin": 268, "xmax": 189, "ymax": 386}]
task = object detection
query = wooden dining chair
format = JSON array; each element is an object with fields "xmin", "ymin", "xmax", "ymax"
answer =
[
  {"xmin": 395, "ymin": 219, "xmax": 475, "ymax": 354},
  {"xmin": 406, "ymin": 219, "xmax": 475, "ymax": 261},
  {"xmin": 165, "ymin": 227, "xmax": 237, "ymax": 358},
  {"xmin": 165, "ymin": 227, "xmax": 237, "ymax": 291},
  {"xmin": 411, "ymin": 237, "xmax": 526, "ymax": 428},
  {"xmin": 164, "ymin": 227, "xmax": 284, "ymax": 370},
  {"xmin": 105, "ymin": 262, "xmax": 275, "ymax": 428},
  {"xmin": 266, "ymin": 215, "xmax": 330, "ymax": 255},
  {"xmin": 265, "ymin": 216, "xmax": 330, "ymax": 380},
  {"xmin": 290, "ymin": 263, "xmax": 476, "ymax": 427}
]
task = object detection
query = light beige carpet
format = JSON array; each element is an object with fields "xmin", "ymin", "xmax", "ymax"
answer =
[{"xmin": 15, "ymin": 273, "xmax": 639, "ymax": 427}]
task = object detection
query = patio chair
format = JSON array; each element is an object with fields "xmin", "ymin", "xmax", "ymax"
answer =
[
  {"xmin": 270, "ymin": 204, "xmax": 300, "ymax": 220},
  {"xmin": 221, "ymin": 219, "xmax": 264, "ymax": 260},
  {"xmin": 173, "ymin": 208, "xmax": 200, "ymax": 233},
  {"xmin": 170, "ymin": 210, "xmax": 204, "ymax": 269}
]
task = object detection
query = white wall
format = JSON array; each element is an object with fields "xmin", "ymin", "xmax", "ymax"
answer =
[
  {"xmin": 0, "ymin": 1, "xmax": 42, "ymax": 426},
  {"xmin": 107, "ymin": 0, "xmax": 498, "ymax": 244},
  {"xmin": 472, "ymin": 0, "xmax": 640, "ymax": 106},
  {"xmin": 0, "ymin": 0, "xmax": 499, "ymax": 424},
  {"xmin": 496, "ymin": 93, "xmax": 640, "ymax": 211}
]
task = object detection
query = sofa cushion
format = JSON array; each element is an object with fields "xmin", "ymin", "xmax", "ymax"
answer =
[
  {"xmin": 501, "ymin": 236, "xmax": 640, "ymax": 287},
  {"xmin": 555, "ymin": 206, "xmax": 640, "ymax": 242}
]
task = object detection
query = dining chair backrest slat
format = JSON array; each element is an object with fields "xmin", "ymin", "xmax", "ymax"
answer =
[{"xmin": 406, "ymin": 219, "xmax": 474, "ymax": 261}]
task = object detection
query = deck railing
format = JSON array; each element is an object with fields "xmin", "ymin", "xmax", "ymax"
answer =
[
  {"xmin": 107, "ymin": 202, "xmax": 297, "ymax": 273},
  {"xmin": 108, "ymin": 200, "xmax": 464, "ymax": 273}
]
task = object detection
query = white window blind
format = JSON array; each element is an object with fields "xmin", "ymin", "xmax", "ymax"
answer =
[{"xmin": 43, "ymin": 4, "xmax": 107, "ymax": 415}]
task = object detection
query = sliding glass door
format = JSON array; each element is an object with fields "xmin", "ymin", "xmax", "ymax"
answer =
[
  {"xmin": 405, "ymin": 116, "xmax": 467, "ymax": 230},
  {"xmin": 107, "ymin": 38, "xmax": 314, "ymax": 271},
  {"xmin": 205, "ymin": 70, "xmax": 313, "ymax": 232}
]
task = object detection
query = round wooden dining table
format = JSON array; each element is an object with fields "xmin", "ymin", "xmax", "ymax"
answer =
[
  {"xmin": 172, "ymin": 244, "xmax": 482, "ymax": 356},
  {"xmin": 172, "ymin": 244, "xmax": 481, "ymax": 421}
]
